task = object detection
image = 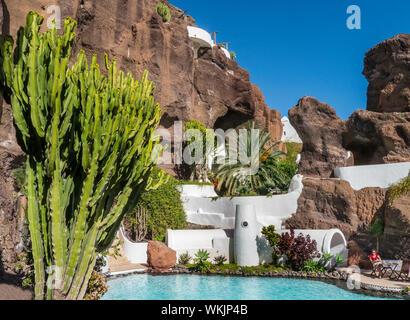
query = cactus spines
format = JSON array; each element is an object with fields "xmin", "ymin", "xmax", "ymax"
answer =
[{"xmin": 0, "ymin": 12, "xmax": 166, "ymax": 300}]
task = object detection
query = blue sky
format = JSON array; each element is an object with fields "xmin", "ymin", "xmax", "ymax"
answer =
[{"xmin": 170, "ymin": 0, "xmax": 410, "ymax": 119}]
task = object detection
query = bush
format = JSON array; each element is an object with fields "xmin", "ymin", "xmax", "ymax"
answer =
[
  {"xmin": 261, "ymin": 225, "xmax": 281, "ymax": 262},
  {"xmin": 213, "ymin": 255, "xmax": 227, "ymax": 265},
  {"xmin": 178, "ymin": 252, "xmax": 192, "ymax": 265},
  {"xmin": 84, "ymin": 271, "xmax": 108, "ymax": 300},
  {"xmin": 276, "ymin": 229, "xmax": 320, "ymax": 271},
  {"xmin": 301, "ymin": 259, "xmax": 326, "ymax": 273},
  {"xmin": 135, "ymin": 167, "xmax": 187, "ymax": 242},
  {"xmin": 230, "ymin": 51, "xmax": 237, "ymax": 60},
  {"xmin": 387, "ymin": 174, "xmax": 410, "ymax": 204},
  {"xmin": 156, "ymin": 3, "xmax": 171, "ymax": 23},
  {"xmin": 13, "ymin": 167, "xmax": 25, "ymax": 191},
  {"xmin": 193, "ymin": 249, "xmax": 211, "ymax": 272}
]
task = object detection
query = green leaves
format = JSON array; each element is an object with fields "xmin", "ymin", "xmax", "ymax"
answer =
[{"xmin": 1, "ymin": 12, "xmax": 165, "ymax": 300}]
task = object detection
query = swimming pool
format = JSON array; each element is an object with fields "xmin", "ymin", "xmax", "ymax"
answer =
[{"xmin": 102, "ymin": 274, "xmax": 398, "ymax": 300}]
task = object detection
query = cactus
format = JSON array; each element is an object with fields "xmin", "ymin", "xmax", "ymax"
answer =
[{"xmin": 0, "ymin": 12, "xmax": 166, "ymax": 300}]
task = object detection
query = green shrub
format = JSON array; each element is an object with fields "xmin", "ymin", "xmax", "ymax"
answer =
[
  {"xmin": 13, "ymin": 167, "xmax": 25, "ymax": 191},
  {"xmin": 213, "ymin": 255, "xmax": 227, "ymax": 265},
  {"xmin": 178, "ymin": 252, "xmax": 192, "ymax": 265},
  {"xmin": 193, "ymin": 249, "xmax": 211, "ymax": 272},
  {"xmin": 156, "ymin": 3, "xmax": 171, "ymax": 22},
  {"xmin": 84, "ymin": 271, "xmax": 108, "ymax": 300},
  {"xmin": 387, "ymin": 174, "xmax": 410, "ymax": 204},
  {"xmin": 301, "ymin": 259, "xmax": 326, "ymax": 273},
  {"xmin": 135, "ymin": 167, "xmax": 186, "ymax": 242},
  {"xmin": 230, "ymin": 51, "xmax": 237, "ymax": 60}
]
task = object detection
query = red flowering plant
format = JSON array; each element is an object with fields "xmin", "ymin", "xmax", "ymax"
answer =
[{"xmin": 276, "ymin": 229, "xmax": 320, "ymax": 271}]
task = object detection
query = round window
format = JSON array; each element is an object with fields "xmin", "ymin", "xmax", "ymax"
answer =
[{"xmin": 241, "ymin": 221, "xmax": 249, "ymax": 228}]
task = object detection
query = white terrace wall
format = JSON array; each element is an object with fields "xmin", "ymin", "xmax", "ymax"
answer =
[
  {"xmin": 334, "ymin": 162, "xmax": 410, "ymax": 190},
  {"xmin": 119, "ymin": 227, "xmax": 148, "ymax": 264},
  {"xmin": 166, "ymin": 229, "xmax": 233, "ymax": 263},
  {"xmin": 180, "ymin": 174, "xmax": 304, "ymax": 230}
]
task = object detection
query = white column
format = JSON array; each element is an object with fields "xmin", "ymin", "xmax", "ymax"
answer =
[{"xmin": 234, "ymin": 204, "xmax": 259, "ymax": 266}]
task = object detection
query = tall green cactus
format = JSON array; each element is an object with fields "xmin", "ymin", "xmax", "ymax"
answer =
[{"xmin": 0, "ymin": 12, "xmax": 166, "ymax": 300}]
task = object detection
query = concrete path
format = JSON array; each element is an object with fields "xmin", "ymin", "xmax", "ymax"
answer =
[{"xmin": 0, "ymin": 273, "xmax": 32, "ymax": 300}]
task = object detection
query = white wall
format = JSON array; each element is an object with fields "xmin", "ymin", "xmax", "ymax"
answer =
[
  {"xmin": 187, "ymin": 26, "xmax": 214, "ymax": 48},
  {"xmin": 119, "ymin": 227, "xmax": 148, "ymax": 264},
  {"xmin": 334, "ymin": 162, "xmax": 410, "ymax": 190},
  {"xmin": 181, "ymin": 175, "xmax": 304, "ymax": 230},
  {"xmin": 166, "ymin": 229, "xmax": 233, "ymax": 263},
  {"xmin": 281, "ymin": 116, "xmax": 302, "ymax": 143}
]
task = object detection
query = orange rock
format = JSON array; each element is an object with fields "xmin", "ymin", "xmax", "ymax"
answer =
[{"xmin": 147, "ymin": 241, "xmax": 176, "ymax": 271}]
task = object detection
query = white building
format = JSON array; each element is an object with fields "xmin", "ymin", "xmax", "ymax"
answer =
[
  {"xmin": 187, "ymin": 26, "xmax": 231, "ymax": 59},
  {"xmin": 281, "ymin": 116, "xmax": 302, "ymax": 143}
]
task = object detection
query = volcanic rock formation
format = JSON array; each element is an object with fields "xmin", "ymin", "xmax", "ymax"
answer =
[
  {"xmin": 288, "ymin": 97, "xmax": 353, "ymax": 177},
  {"xmin": 363, "ymin": 33, "xmax": 410, "ymax": 113},
  {"xmin": 0, "ymin": 0, "xmax": 284, "ymax": 269},
  {"xmin": 343, "ymin": 110, "xmax": 410, "ymax": 165}
]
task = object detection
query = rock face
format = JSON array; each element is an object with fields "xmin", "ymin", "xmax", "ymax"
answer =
[
  {"xmin": 381, "ymin": 193, "xmax": 410, "ymax": 260},
  {"xmin": 147, "ymin": 241, "xmax": 176, "ymax": 271},
  {"xmin": 285, "ymin": 178, "xmax": 386, "ymax": 239},
  {"xmin": 0, "ymin": 0, "xmax": 284, "ymax": 268},
  {"xmin": 343, "ymin": 110, "xmax": 410, "ymax": 165},
  {"xmin": 1, "ymin": 0, "xmax": 283, "ymax": 169},
  {"xmin": 288, "ymin": 97, "xmax": 353, "ymax": 177},
  {"xmin": 347, "ymin": 240, "xmax": 372, "ymax": 269},
  {"xmin": 363, "ymin": 34, "xmax": 410, "ymax": 113}
]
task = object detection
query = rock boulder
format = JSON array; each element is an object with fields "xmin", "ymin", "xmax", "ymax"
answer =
[
  {"xmin": 363, "ymin": 33, "xmax": 410, "ymax": 113},
  {"xmin": 147, "ymin": 240, "xmax": 176, "ymax": 271},
  {"xmin": 381, "ymin": 193, "xmax": 410, "ymax": 260},
  {"xmin": 343, "ymin": 110, "xmax": 410, "ymax": 164},
  {"xmin": 288, "ymin": 97, "xmax": 353, "ymax": 177}
]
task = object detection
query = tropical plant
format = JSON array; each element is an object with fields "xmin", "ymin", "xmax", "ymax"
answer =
[
  {"xmin": 334, "ymin": 253, "xmax": 347, "ymax": 266},
  {"xmin": 135, "ymin": 167, "xmax": 186, "ymax": 242},
  {"xmin": 215, "ymin": 122, "xmax": 287, "ymax": 196},
  {"xmin": 193, "ymin": 249, "xmax": 211, "ymax": 272},
  {"xmin": 213, "ymin": 255, "xmax": 227, "ymax": 265},
  {"xmin": 367, "ymin": 218, "xmax": 384, "ymax": 252},
  {"xmin": 0, "ymin": 12, "xmax": 166, "ymax": 299},
  {"xmin": 178, "ymin": 252, "xmax": 192, "ymax": 265},
  {"xmin": 184, "ymin": 119, "xmax": 216, "ymax": 182},
  {"xmin": 156, "ymin": 2, "xmax": 171, "ymax": 23},
  {"xmin": 276, "ymin": 229, "xmax": 320, "ymax": 271},
  {"xmin": 301, "ymin": 259, "xmax": 326, "ymax": 273}
]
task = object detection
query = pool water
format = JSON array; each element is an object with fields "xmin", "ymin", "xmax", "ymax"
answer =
[{"xmin": 102, "ymin": 274, "xmax": 397, "ymax": 300}]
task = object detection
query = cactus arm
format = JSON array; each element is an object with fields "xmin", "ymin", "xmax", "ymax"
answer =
[{"xmin": 26, "ymin": 160, "xmax": 45, "ymax": 300}]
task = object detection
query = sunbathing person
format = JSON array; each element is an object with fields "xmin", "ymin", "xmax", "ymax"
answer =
[{"xmin": 369, "ymin": 249, "xmax": 383, "ymax": 278}]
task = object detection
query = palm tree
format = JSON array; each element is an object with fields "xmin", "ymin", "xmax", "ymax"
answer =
[{"xmin": 215, "ymin": 122, "xmax": 287, "ymax": 196}]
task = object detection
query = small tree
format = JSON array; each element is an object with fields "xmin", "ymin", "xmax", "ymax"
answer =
[
  {"xmin": 184, "ymin": 119, "xmax": 216, "ymax": 182},
  {"xmin": 367, "ymin": 218, "xmax": 384, "ymax": 252}
]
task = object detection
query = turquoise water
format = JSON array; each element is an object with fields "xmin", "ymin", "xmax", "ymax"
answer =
[{"xmin": 102, "ymin": 274, "xmax": 397, "ymax": 300}]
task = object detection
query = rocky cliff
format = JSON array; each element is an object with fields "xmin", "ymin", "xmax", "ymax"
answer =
[
  {"xmin": 363, "ymin": 33, "xmax": 410, "ymax": 113},
  {"xmin": 286, "ymin": 34, "xmax": 410, "ymax": 259},
  {"xmin": 0, "ymin": 0, "xmax": 284, "ymax": 270}
]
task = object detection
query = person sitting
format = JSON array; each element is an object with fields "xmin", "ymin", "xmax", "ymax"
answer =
[{"xmin": 369, "ymin": 249, "xmax": 383, "ymax": 278}]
